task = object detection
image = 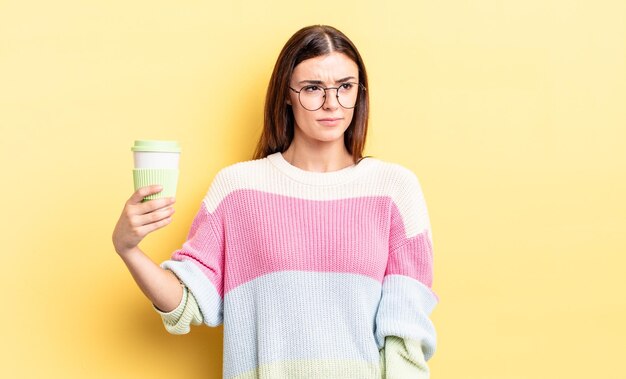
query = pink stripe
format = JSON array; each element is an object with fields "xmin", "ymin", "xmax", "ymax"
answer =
[
  {"xmin": 172, "ymin": 202, "xmax": 225, "ymax": 296},
  {"xmin": 221, "ymin": 190, "xmax": 390, "ymax": 294},
  {"xmin": 172, "ymin": 189, "xmax": 433, "ymax": 295},
  {"xmin": 385, "ymin": 231, "xmax": 434, "ymax": 288}
]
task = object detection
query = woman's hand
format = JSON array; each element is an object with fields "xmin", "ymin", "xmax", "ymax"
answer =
[{"xmin": 112, "ymin": 185, "xmax": 176, "ymax": 256}]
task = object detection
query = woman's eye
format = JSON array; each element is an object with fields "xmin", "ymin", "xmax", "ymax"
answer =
[
  {"xmin": 341, "ymin": 83, "xmax": 354, "ymax": 90},
  {"xmin": 304, "ymin": 85, "xmax": 320, "ymax": 92}
]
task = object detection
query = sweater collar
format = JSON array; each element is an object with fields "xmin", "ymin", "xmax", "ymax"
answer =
[{"xmin": 266, "ymin": 151, "xmax": 375, "ymax": 186}]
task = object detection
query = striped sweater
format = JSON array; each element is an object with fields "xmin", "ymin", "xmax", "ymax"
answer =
[{"xmin": 156, "ymin": 151, "xmax": 438, "ymax": 378}]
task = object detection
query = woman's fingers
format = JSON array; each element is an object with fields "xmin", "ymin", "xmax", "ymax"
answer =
[
  {"xmin": 126, "ymin": 186, "xmax": 176, "ymax": 216},
  {"xmin": 136, "ymin": 196, "xmax": 176, "ymax": 215},
  {"xmin": 131, "ymin": 206, "xmax": 175, "ymax": 228},
  {"xmin": 113, "ymin": 187, "xmax": 175, "ymax": 255},
  {"xmin": 128, "ymin": 185, "xmax": 164, "ymax": 205},
  {"xmin": 137, "ymin": 213, "xmax": 174, "ymax": 235}
]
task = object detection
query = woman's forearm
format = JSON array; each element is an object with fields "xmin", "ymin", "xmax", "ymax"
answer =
[{"xmin": 118, "ymin": 246, "xmax": 183, "ymax": 312}]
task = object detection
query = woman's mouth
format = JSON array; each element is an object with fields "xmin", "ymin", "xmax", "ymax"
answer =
[{"xmin": 317, "ymin": 118, "xmax": 342, "ymax": 127}]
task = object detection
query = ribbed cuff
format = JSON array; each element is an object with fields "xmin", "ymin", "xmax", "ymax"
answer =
[
  {"xmin": 381, "ymin": 336, "xmax": 430, "ymax": 378},
  {"xmin": 153, "ymin": 284, "xmax": 187, "ymax": 324}
]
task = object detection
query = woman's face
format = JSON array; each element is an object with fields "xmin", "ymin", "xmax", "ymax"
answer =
[{"xmin": 287, "ymin": 52, "xmax": 359, "ymax": 147}]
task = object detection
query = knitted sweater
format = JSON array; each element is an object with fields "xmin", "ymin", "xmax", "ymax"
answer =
[{"xmin": 157, "ymin": 152, "xmax": 438, "ymax": 378}]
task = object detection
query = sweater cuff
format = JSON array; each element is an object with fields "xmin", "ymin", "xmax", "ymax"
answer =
[
  {"xmin": 153, "ymin": 283, "xmax": 204, "ymax": 335},
  {"xmin": 153, "ymin": 283, "xmax": 188, "ymax": 324},
  {"xmin": 380, "ymin": 335, "xmax": 430, "ymax": 378}
]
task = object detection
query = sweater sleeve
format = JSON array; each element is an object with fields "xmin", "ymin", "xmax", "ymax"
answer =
[
  {"xmin": 379, "ymin": 335, "xmax": 430, "ymax": 378},
  {"xmin": 153, "ymin": 284, "xmax": 203, "ymax": 334},
  {"xmin": 375, "ymin": 169, "xmax": 438, "ymax": 376},
  {"xmin": 159, "ymin": 173, "xmax": 227, "ymax": 327}
]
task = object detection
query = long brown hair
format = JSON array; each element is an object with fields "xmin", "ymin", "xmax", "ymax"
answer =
[{"xmin": 253, "ymin": 25, "xmax": 370, "ymax": 163}]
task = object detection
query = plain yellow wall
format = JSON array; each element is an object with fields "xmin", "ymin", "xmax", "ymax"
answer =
[{"xmin": 1, "ymin": 1, "xmax": 625, "ymax": 378}]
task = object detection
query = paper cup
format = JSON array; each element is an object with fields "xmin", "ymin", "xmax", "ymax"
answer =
[{"xmin": 131, "ymin": 140, "xmax": 181, "ymax": 201}]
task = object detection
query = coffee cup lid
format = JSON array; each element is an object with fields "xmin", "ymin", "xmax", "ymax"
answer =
[{"xmin": 131, "ymin": 140, "xmax": 181, "ymax": 153}]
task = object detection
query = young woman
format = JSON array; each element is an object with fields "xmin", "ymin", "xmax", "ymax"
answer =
[{"xmin": 112, "ymin": 25, "xmax": 438, "ymax": 378}]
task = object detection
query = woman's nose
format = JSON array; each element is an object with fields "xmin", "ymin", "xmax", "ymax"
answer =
[{"xmin": 322, "ymin": 90, "xmax": 340, "ymax": 110}]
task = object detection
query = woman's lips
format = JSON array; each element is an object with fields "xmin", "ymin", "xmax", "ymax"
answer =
[{"xmin": 317, "ymin": 118, "xmax": 342, "ymax": 126}]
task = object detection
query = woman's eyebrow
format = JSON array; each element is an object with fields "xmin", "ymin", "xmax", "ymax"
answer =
[
  {"xmin": 336, "ymin": 76, "xmax": 357, "ymax": 83},
  {"xmin": 298, "ymin": 76, "xmax": 357, "ymax": 85}
]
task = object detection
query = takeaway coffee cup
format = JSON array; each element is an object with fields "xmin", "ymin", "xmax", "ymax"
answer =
[{"xmin": 131, "ymin": 140, "xmax": 181, "ymax": 201}]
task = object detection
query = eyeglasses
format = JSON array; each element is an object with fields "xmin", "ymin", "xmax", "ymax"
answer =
[{"xmin": 288, "ymin": 82, "xmax": 366, "ymax": 111}]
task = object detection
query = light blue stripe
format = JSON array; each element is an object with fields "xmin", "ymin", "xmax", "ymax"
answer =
[
  {"xmin": 222, "ymin": 271, "xmax": 382, "ymax": 379},
  {"xmin": 161, "ymin": 259, "xmax": 224, "ymax": 326},
  {"xmin": 374, "ymin": 275, "xmax": 438, "ymax": 360}
]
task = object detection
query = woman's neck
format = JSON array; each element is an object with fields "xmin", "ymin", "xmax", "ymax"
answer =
[{"xmin": 282, "ymin": 140, "xmax": 354, "ymax": 173}]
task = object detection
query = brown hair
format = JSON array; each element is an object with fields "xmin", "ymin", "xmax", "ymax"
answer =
[{"xmin": 252, "ymin": 25, "xmax": 370, "ymax": 163}]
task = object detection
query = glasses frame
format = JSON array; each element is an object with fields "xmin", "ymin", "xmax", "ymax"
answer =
[{"xmin": 288, "ymin": 82, "xmax": 366, "ymax": 111}]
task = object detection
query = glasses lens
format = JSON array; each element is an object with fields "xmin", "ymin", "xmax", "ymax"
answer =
[
  {"xmin": 337, "ymin": 82, "xmax": 359, "ymax": 109},
  {"xmin": 299, "ymin": 86, "xmax": 325, "ymax": 111}
]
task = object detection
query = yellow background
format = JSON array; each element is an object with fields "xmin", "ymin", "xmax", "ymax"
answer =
[{"xmin": 1, "ymin": 1, "xmax": 625, "ymax": 378}]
